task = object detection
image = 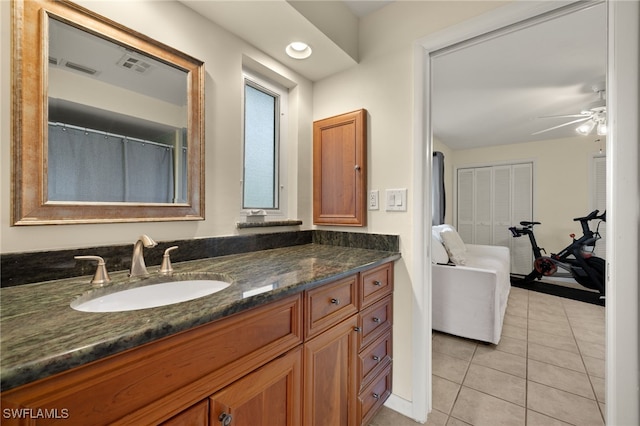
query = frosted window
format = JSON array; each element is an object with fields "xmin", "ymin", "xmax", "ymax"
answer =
[{"xmin": 243, "ymin": 83, "xmax": 278, "ymax": 209}]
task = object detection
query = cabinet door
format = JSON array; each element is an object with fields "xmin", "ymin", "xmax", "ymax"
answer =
[
  {"xmin": 210, "ymin": 347, "xmax": 302, "ymax": 426},
  {"xmin": 163, "ymin": 400, "xmax": 209, "ymax": 426},
  {"xmin": 313, "ymin": 109, "xmax": 367, "ymax": 226},
  {"xmin": 303, "ymin": 316, "xmax": 359, "ymax": 426}
]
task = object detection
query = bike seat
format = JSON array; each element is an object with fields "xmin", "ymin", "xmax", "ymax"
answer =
[{"xmin": 519, "ymin": 221, "xmax": 540, "ymax": 226}]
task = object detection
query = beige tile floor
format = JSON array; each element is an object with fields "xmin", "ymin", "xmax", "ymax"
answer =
[{"xmin": 368, "ymin": 287, "xmax": 606, "ymax": 426}]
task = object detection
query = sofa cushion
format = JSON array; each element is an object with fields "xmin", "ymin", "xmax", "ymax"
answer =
[
  {"xmin": 440, "ymin": 229, "xmax": 467, "ymax": 265},
  {"xmin": 431, "ymin": 235, "xmax": 450, "ymax": 264},
  {"xmin": 432, "ymin": 224, "xmax": 456, "ymax": 243}
]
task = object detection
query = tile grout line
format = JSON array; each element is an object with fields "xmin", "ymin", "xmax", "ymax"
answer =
[{"xmin": 562, "ymin": 298, "xmax": 607, "ymax": 424}]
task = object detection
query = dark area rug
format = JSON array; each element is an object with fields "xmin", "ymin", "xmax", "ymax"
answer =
[{"xmin": 510, "ymin": 276, "xmax": 605, "ymax": 306}]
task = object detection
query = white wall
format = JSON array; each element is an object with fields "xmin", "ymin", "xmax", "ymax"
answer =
[
  {"xmin": 49, "ymin": 67, "xmax": 187, "ymax": 129},
  {"xmin": 0, "ymin": 0, "xmax": 313, "ymax": 253},
  {"xmin": 313, "ymin": 0, "xmax": 506, "ymax": 406},
  {"xmin": 448, "ymin": 136, "xmax": 605, "ymax": 256}
]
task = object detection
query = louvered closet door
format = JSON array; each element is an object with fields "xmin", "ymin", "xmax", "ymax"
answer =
[
  {"xmin": 493, "ymin": 166, "xmax": 512, "ymax": 249},
  {"xmin": 511, "ymin": 164, "xmax": 534, "ymax": 275},
  {"xmin": 456, "ymin": 169, "xmax": 474, "ymax": 243},
  {"xmin": 456, "ymin": 163, "xmax": 533, "ymax": 274},
  {"xmin": 474, "ymin": 168, "xmax": 493, "ymax": 245}
]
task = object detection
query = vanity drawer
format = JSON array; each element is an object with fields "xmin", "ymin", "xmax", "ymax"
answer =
[
  {"xmin": 305, "ymin": 274, "xmax": 358, "ymax": 339},
  {"xmin": 359, "ymin": 262, "xmax": 393, "ymax": 308},
  {"xmin": 358, "ymin": 363, "xmax": 392, "ymax": 426},
  {"xmin": 358, "ymin": 330, "xmax": 392, "ymax": 389},
  {"xmin": 358, "ymin": 295, "xmax": 392, "ymax": 349}
]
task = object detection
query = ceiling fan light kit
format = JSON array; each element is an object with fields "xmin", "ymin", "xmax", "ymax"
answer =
[{"xmin": 534, "ymin": 84, "xmax": 607, "ymax": 137}]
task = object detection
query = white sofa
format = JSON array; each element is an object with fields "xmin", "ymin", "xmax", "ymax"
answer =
[{"xmin": 431, "ymin": 225, "xmax": 511, "ymax": 344}]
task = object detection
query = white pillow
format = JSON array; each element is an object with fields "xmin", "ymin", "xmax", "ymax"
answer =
[
  {"xmin": 431, "ymin": 235, "xmax": 450, "ymax": 264},
  {"xmin": 440, "ymin": 229, "xmax": 467, "ymax": 265},
  {"xmin": 432, "ymin": 224, "xmax": 455, "ymax": 243}
]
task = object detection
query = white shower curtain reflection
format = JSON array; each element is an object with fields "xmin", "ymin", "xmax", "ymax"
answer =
[{"xmin": 48, "ymin": 123, "xmax": 174, "ymax": 203}]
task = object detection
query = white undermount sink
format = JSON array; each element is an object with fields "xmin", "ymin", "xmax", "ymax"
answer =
[{"xmin": 71, "ymin": 274, "xmax": 231, "ymax": 313}]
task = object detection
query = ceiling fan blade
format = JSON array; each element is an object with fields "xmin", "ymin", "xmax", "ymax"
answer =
[
  {"xmin": 532, "ymin": 117, "xmax": 591, "ymax": 135},
  {"xmin": 539, "ymin": 113, "xmax": 591, "ymax": 119}
]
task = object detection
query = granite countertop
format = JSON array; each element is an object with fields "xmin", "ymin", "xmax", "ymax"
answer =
[{"xmin": 0, "ymin": 243, "xmax": 400, "ymax": 391}]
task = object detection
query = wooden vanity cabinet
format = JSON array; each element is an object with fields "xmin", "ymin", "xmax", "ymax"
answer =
[
  {"xmin": 0, "ymin": 294, "xmax": 303, "ymax": 426},
  {"xmin": 302, "ymin": 261, "xmax": 393, "ymax": 426},
  {"xmin": 209, "ymin": 347, "xmax": 302, "ymax": 426},
  {"xmin": 356, "ymin": 263, "xmax": 394, "ymax": 425},
  {"xmin": 1, "ymin": 262, "xmax": 394, "ymax": 426},
  {"xmin": 162, "ymin": 400, "xmax": 209, "ymax": 426}
]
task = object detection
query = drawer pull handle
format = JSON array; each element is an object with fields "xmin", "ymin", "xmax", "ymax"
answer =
[
  {"xmin": 219, "ymin": 413, "xmax": 233, "ymax": 426},
  {"xmin": 330, "ymin": 298, "xmax": 340, "ymax": 305},
  {"xmin": 354, "ymin": 326, "xmax": 362, "ymax": 332},
  {"xmin": 372, "ymin": 355, "xmax": 380, "ymax": 362},
  {"xmin": 372, "ymin": 317, "xmax": 381, "ymax": 323},
  {"xmin": 372, "ymin": 393, "xmax": 380, "ymax": 400},
  {"xmin": 373, "ymin": 280, "xmax": 382, "ymax": 286}
]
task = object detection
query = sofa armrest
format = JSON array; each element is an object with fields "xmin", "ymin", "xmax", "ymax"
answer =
[{"xmin": 431, "ymin": 264, "xmax": 502, "ymax": 343}]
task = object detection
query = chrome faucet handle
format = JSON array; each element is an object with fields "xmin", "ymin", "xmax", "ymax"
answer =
[
  {"xmin": 159, "ymin": 246, "xmax": 178, "ymax": 275},
  {"xmin": 75, "ymin": 255, "xmax": 112, "ymax": 287}
]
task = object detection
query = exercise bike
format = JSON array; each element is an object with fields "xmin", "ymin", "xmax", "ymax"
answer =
[{"xmin": 509, "ymin": 210, "xmax": 606, "ymax": 297}]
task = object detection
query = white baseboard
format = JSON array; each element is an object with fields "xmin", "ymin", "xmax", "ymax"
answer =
[{"xmin": 383, "ymin": 393, "xmax": 419, "ymax": 422}]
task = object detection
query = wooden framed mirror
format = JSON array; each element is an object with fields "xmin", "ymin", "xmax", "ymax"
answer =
[{"xmin": 11, "ymin": 0, "xmax": 205, "ymax": 225}]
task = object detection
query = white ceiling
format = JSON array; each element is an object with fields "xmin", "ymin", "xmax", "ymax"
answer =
[
  {"xmin": 432, "ymin": 2, "xmax": 607, "ymax": 149},
  {"xmin": 178, "ymin": 1, "xmax": 606, "ymax": 149},
  {"xmin": 343, "ymin": 0, "xmax": 394, "ymax": 17}
]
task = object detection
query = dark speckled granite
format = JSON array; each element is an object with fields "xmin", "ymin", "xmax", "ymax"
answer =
[
  {"xmin": 312, "ymin": 230, "xmax": 399, "ymax": 252},
  {"xmin": 1, "ymin": 231, "xmax": 399, "ymax": 288},
  {"xmin": 0, "ymin": 243, "xmax": 400, "ymax": 391},
  {"xmin": 237, "ymin": 219, "xmax": 303, "ymax": 228},
  {"xmin": 1, "ymin": 231, "xmax": 312, "ymax": 287}
]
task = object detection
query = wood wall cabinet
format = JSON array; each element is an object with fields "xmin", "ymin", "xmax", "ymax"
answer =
[
  {"xmin": 1, "ymin": 262, "xmax": 393, "ymax": 426},
  {"xmin": 313, "ymin": 109, "xmax": 367, "ymax": 226}
]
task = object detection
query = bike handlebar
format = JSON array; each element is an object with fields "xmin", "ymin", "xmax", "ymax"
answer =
[{"xmin": 573, "ymin": 209, "xmax": 606, "ymax": 223}]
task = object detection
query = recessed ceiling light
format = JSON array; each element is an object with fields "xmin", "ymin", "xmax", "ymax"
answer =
[{"xmin": 286, "ymin": 42, "xmax": 312, "ymax": 59}]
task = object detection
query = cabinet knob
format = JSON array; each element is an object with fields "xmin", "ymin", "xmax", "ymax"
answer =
[
  {"xmin": 372, "ymin": 317, "xmax": 381, "ymax": 323},
  {"xmin": 330, "ymin": 298, "xmax": 340, "ymax": 305},
  {"xmin": 372, "ymin": 393, "xmax": 380, "ymax": 400},
  {"xmin": 354, "ymin": 164, "xmax": 361, "ymax": 171},
  {"xmin": 218, "ymin": 413, "xmax": 233, "ymax": 426},
  {"xmin": 372, "ymin": 355, "xmax": 380, "ymax": 362},
  {"xmin": 373, "ymin": 280, "xmax": 382, "ymax": 286},
  {"xmin": 354, "ymin": 326, "xmax": 362, "ymax": 332}
]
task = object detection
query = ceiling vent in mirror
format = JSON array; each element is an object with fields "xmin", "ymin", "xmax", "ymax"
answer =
[
  {"xmin": 64, "ymin": 60, "xmax": 98, "ymax": 75},
  {"xmin": 117, "ymin": 53, "xmax": 153, "ymax": 74}
]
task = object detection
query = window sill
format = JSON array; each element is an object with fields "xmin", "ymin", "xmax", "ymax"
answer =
[{"xmin": 236, "ymin": 220, "xmax": 303, "ymax": 229}]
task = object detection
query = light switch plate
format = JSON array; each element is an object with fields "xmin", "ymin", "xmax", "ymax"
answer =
[
  {"xmin": 369, "ymin": 190, "xmax": 379, "ymax": 210},
  {"xmin": 385, "ymin": 189, "xmax": 407, "ymax": 211}
]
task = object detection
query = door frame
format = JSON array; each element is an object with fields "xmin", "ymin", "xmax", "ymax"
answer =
[{"xmin": 412, "ymin": 0, "xmax": 638, "ymax": 423}]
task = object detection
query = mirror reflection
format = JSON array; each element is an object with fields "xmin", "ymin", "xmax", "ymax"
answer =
[{"xmin": 47, "ymin": 17, "xmax": 188, "ymax": 204}]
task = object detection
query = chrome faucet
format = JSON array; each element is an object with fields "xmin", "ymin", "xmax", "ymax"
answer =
[{"xmin": 130, "ymin": 235, "xmax": 157, "ymax": 278}]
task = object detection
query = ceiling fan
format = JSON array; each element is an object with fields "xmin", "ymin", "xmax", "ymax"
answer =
[{"xmin": 533, "ymin": 84, "xmax": 607, "ymax": 136}]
